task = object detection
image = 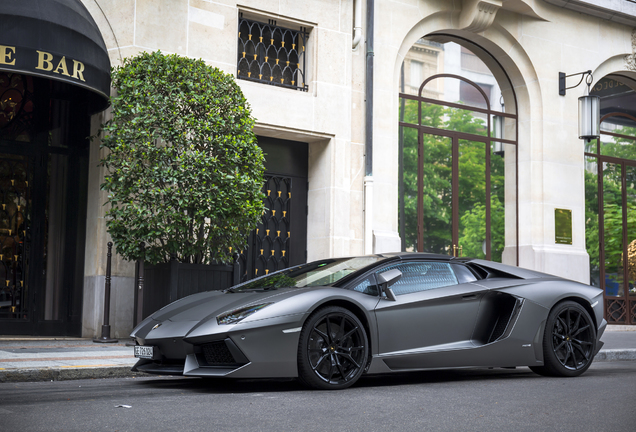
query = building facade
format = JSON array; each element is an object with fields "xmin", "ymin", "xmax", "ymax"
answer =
[{"xmin": 1, "ymin": 0, "xmax": 635, "ymax": 337}]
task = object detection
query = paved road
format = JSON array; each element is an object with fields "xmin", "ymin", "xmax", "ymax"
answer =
[{"xmin": 1, "ymin": 361, "xmax": 635, "ymax": 432}]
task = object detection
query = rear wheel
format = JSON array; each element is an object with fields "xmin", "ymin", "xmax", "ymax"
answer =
[
  {"xmin": 531, "ymin": 301, "xmax": 596, "ymax": 377},
  {"xmin": 297, "ymin": 306, "xmax": 368, "ymax": 390}
]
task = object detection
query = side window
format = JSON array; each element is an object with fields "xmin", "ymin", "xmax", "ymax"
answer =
[
  {"xmin": 350, "ymin": 274, "xmax": 379, "ymax": 296},
  {"xmin": 376, "ymin": 262, "xmax": 458, "ymax": 296}
]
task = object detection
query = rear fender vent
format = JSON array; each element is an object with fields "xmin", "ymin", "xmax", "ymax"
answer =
[
  {"xmin": 488, "ymin": 297, "xmax": 524, "ymax": 343},
  {"xmin": 472, "ymin": 292, "xmax": 524, "ymax": 345}
]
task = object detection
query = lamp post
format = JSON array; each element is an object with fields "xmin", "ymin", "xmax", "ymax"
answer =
[{"xmin": 94, "ymin": 241, "xmax": 118, "ymax": 343}]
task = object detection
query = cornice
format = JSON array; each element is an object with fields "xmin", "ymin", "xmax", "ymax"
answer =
[{"xmin": 543, "ymin": 0, "xmax": 636, "ymax": 26}]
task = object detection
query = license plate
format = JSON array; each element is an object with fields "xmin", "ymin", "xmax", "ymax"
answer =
[{"xmin": 134, "ymin": 345, "xmax": 155, "ymax": 359}]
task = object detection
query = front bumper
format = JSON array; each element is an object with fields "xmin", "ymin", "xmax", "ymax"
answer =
[{"xmin": 132, "ymin": 314, "xmax": 305, "ymax": 378}]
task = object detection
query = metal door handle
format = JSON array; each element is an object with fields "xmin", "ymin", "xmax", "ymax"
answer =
[{"xmin": 462, "ymin": 294, "xmax": 477, "ymax": 300}]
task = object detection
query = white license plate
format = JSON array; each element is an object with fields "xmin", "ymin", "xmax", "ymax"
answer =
[{"xmin": 134, "ymin": 345, "xmax": 155, "ymax": 359}]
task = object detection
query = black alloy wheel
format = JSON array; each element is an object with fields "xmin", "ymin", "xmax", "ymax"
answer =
[
  {"xmin": 297, "ymin": 306, "xmax": 369, "ymax": 390},
  {"xmin": 532, "ymin": 300, "xmax": 596, "ymax": 377}
]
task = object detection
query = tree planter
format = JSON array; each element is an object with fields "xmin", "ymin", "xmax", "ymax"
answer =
[{"xmin": 141, "ymin": 261, "xmax": 239, "ymax": 319}]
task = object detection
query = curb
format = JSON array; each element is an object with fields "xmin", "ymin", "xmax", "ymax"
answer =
[
  {"xmin": 0, "ymin": 366, "xmax": 138, "ymax": 383},
  {"xmin": 593, "ymin": 349, "xmax": 636, "ymax": 362}
]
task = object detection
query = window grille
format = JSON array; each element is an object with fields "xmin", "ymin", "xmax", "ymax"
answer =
[{"xmin": 237, "ymin": 16, "xmax": 309, "ymax": 92}]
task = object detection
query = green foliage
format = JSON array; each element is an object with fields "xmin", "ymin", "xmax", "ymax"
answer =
[
  {"xmin": 585, "ymin": 130, "xmax": 636, "ymax": 278},
  {"xmin": 600, "ymin": 125, "xmax": 636, "ymax": 161},
  {"xmin": 584, "ymin": 168, "xmax": 600, "ymax": 271},
  {"xmin": 99, "ymin": 51, "xmax": 265, "ymax": 265},
  {"xmin": 459, "ymin": 196, "xmax": 505, "ymax": 262}
]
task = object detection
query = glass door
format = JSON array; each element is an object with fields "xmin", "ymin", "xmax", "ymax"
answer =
[
  {"xmin": 415, "ymin": 132, "xmax": 495, "ymax": 259},
  {"xmin": 601, "ymin": 160, "xmax": 636, "ymax": 324},
  {"xmin": 418, "ymin": 133, "xmax": 452, "ymax": 255},
  {"xmin": 457, "ymin": 139, "xmax": 487, "ymax": 259}
]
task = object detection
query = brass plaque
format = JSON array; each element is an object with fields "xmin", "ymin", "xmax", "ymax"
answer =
[{"xmin": 555, "ymin": 209, "xmax": 572, "ymax": 245}]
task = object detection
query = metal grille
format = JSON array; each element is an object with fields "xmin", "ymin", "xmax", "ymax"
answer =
[
  {"xmin": 0, "ymin": 155, "xmax": 30, "ymax": 320},
  {"xmin": 237, "ymin": 175, "xmax": 292, "ymax": 281},
  {"xmin": 606, "ymin": 298, "xmax": 627, "ymax": 324},
  {"xmin": 0, "ymin": 73, "xmax": 35, "ymax": 142},
  {"xmin": 201, "ymin": 341, "xmax": 236, "ymax": 365},
  {"xmin": 237, "ymin": 16, "xmax": 309, "ymax": 91}
]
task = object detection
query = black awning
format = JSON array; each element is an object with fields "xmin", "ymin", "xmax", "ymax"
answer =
[{"xmin": 0, "ymin": 0, "xmax": 111, "ymax": 112}]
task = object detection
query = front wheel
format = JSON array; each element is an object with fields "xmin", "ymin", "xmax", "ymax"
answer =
[
  {"xmin": 297, "ymin": 306, "xmax": 369, "ymax": 390},
  {"xmin": 532, "ymin": 300, "xmax": 596, "ymax": 377}
]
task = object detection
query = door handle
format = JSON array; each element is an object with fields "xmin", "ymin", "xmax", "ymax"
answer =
[
  {"xmin": 452, "ymin": 245, "xmax": 464, "ymax": 257},
  {"xmin": 462, "ymin": 294, "xmax": 478, "ymax": 300}
]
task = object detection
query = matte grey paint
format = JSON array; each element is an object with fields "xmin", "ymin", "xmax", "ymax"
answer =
[{"xmin": 130, "ymin": 255, "xmax": 606, "ymax": 380}]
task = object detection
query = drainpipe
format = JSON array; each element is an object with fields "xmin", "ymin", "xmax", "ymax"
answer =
[
  {"xmin": 364, "ymin": 0, "xmax": 374, "ymax": 254},
  {"xmin": 352, "ymin": 0, "xmax": 362, "ymax": 50}
]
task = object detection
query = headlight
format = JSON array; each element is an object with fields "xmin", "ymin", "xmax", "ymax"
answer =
[{"xmin": 216, "ymin": 303, "xmax": 273, "ymax": 325}]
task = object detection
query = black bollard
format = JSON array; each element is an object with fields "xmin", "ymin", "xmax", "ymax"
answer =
[
  {"xmin": 94, "ymin": 241, "xmax": 118, "ymax": 343},
  {"xmin": 134, "ymin": 242, "xmax": 145, "ymax": 327}
]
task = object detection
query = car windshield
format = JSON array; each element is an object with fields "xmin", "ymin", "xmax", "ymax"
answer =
[{"xmin": 228, "ymin": 256, "xmax": 383, "ymax": 291}]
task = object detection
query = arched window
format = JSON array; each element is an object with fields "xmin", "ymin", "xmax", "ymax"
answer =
[
  {"xmin": 586, "ymin": 75, "xmax": 636, "ymax": 324},
  {"xmin": 398, "ymin": 39, "xmax": 518, "ymax": 264}
]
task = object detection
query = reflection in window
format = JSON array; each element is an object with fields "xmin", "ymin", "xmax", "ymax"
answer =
[
  {"xmin": 351, "ymin": 275, "xmax": 378, "ymax": 296},
  {"xmin": 399, "ymin": 39, "xmax": 516, "ymax": 263},
  {"xmin": 410, "ymin": 61, "xmax": 422, "ymax": 89},
  {"xmin": 459, "ymin": 81, "xmax": 491, "ymax": 109},
  {"xmin": 376, "ymin": 262, "xmax": 458, "ymax": 295}
]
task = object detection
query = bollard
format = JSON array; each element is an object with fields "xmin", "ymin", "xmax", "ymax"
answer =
[
  {"xmin": 94, "ymin": 242, "xmax": 118, "ymax": 343},
  {"xmin": 134, "ymin": 242, "xmax": 145, "ymax": 327}
]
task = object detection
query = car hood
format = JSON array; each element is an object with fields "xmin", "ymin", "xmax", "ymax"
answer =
[
  {"xmin": 152, "ymin": 288, "xmax": 303, "ymax": 323},
  {"xmin": 131, "ymin": 286, "xmax": 313, "ymax": 342}
]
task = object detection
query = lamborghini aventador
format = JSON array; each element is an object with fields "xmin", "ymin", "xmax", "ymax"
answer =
[{"xmin": 130, "ymin": 253, "xmax": 606, "ymax": 389}]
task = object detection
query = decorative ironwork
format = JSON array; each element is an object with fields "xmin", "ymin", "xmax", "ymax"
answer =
[
  {"xmin": 631, "ymin": 298, "xmax": 636, "ymax": 324},
  {"xmin": 237, "ymin": 16, "xmax": 309, "ymax": 92},
  {"xmin": 0, "ymin": 154, "xmax": 30, "ymax": 320},
  {"xmin": 237, "ymin": 175, "xmax": 293, "ymax": 281},
  {"xmin": 605, "ymin": 298, "xmax": 627, "ymax": 324},
  {"xmin": 0, "ymin": 73, "xmax": 35, "ymax": 142}
]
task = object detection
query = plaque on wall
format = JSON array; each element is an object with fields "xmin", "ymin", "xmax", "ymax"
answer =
[{"xmin": 555, "ymin": 208, "xmax": 572, "ymax": 245}]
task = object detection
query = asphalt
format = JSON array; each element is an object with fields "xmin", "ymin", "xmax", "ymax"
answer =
[{"xmin": 0, "ymin": 326, "xmax": 634, "ymax": 383}]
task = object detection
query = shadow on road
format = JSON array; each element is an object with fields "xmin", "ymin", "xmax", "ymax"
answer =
[{"xmin": 131, "ymin": 366, "xmax": 541, "ymax": 394}]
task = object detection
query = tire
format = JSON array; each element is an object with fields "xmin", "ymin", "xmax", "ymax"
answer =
[
  {"xmin": 297, "ymin": 306, "xmax": 369, "ymax": 390},
  {"xmin": 532, "ymin": 300, "xmax": 596, "ymax": 377}
]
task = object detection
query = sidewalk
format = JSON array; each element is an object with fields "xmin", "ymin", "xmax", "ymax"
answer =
[
  {"xmin": 0, "ymin": 326, "xmax": 635, "ymax": 383},
  {"xmin": 0, "ymin": 338, "xmax": 138, "ymax": 383}
]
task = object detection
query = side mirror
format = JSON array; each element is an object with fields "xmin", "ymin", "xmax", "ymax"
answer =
[{"xmin": 377, "ymin": 269, "xmax": 401, "ymax": 301}]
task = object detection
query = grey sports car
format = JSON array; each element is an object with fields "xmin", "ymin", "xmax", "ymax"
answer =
[{"xmin": 130, "ymin": 253, "xmax": 606, "ymax": 389}]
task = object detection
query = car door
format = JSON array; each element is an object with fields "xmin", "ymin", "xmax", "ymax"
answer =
[{"xmin": 373, "ymin": 260, "xmax": 487, "ymax": 369}]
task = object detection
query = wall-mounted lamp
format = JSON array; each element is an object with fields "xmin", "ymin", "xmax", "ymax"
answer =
[{"xmin": 558, "ymin": 70, "xmax": 600, "ymax": 142}]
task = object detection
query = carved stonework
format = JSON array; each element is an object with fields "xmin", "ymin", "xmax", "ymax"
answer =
[
  {"xmin": 626, "ymin": 29, "xmax": 636, "ymax": 71},
  {"xmin": 460, "ymin": 0, "xmax": 503, "ymax": 33}
]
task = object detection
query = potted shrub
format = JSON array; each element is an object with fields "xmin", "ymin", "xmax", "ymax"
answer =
[{"xmin": 99, "ymin": 51, "xmax": 265, "ymax": 316}]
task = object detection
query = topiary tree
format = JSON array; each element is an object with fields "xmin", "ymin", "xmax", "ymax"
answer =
[{"xmin": 99, "ymin": 51, "xmax": 265, "ymax": 265}]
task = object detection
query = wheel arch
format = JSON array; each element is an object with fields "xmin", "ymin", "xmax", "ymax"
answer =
[
  {"xmin": 556, "ymin": 296, "xmax": 598, "ymax": 332},
  {"xmin": 306, "ymin": 299, "xmax": 375, "ymax": 356}
]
